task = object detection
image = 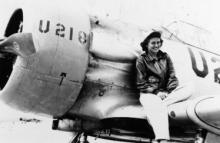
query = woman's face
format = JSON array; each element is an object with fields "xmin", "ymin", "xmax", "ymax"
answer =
[{"xmin": 147, "ymin": 38, "xmax": 162, "ymax": 54}]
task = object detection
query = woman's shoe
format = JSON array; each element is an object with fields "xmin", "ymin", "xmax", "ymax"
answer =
[{"xmin": 158, "ymin": 139, "xmax": 169, "ymax": 143}]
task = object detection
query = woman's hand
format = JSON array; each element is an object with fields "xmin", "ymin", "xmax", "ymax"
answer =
[{"xmin": 157, "ymin": 92, "xmax": 168, "ymax": 100}]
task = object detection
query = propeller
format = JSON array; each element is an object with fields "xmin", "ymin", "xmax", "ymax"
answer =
[{"xmin": 0, "ymin": 33, "xmax": 36, "ymax": 57}]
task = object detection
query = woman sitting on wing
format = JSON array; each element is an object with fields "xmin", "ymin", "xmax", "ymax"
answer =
[{"xmin": 136, "ymin": 31, "xmax": 193, "ymax": 143}]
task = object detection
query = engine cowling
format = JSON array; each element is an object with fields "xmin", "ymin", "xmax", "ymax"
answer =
[{"xmin": 0, "ymin": 0, "xmax": 91, "ymax": 117}]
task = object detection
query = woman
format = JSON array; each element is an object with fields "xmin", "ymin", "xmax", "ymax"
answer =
[{"xmin": 136, "ymin": 31, "xmax": 192, "ymax": 143}]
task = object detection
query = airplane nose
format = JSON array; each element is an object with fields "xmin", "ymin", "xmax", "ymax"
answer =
[{"xmin": 0, "ymin": 33, "xmax": 36, "ymax": 57}]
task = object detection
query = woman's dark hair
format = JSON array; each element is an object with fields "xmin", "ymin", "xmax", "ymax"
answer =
[{"xmin": 140, "ymin": 31, "xmax": 163, "ymax": 52}]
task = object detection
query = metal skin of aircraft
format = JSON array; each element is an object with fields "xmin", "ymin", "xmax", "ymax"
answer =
[{"xmin": 1, "ymin": 1, "xmax": 220, "ymax": 143}]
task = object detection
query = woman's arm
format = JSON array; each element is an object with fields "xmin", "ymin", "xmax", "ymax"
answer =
[
  {"xmin": 166, "ymin": 54, "xmax": 179, "ymax": 93},
  {"xmin": 136, "ymin": 58, "xmax": 157, "ymax": 93}
]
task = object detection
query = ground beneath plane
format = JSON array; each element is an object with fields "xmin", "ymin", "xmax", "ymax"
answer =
[
  {"xmin": 0, "ymin": 120, "xmax": 129, "ymax": 143},
  {"xmin": 0, "ymin": 119, "xmax": 219, "ymax": 143}
]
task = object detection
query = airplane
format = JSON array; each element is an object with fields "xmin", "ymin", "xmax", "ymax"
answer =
[{"xmin": 1, "ymin": 0, "xmax": 220, "ymax": 143}]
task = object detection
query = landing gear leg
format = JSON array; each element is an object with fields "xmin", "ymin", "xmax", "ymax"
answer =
[
  {"xmin": 71, "ymin": 133, "xmax": 89, "ymax": 143},
  {"xmin": 194, "ymin": 129, "xmax": 207, "ymax": 143},
  {"xmin": 79, "ymin": 133, "xmax": 89, "ymax": 143}
]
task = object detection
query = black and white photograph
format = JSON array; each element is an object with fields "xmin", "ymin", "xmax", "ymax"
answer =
[{"xmin": 0, "ymin": 0, "xmax": 220, "ymax": 143}]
